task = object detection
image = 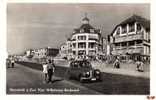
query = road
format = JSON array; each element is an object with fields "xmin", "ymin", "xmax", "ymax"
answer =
[
  {"xmin": 7, "ymin": 64, "xmax": 100, "ymax": 94},
  {"xmin": 7, "ymin": 62, "xmax": 150, "ymax": 94}
]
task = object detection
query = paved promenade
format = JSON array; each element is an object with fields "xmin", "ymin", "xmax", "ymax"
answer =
[
  {"xmin": 7, "ymin": 63, "xmax": 100, "ymax": 94},
  {"xmin": 54, "ymin": 59, "xmax": 150, "ymax": 79}
]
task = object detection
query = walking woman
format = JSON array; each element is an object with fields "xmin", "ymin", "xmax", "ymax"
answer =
[{"xmin": 42, "ymin": 61, "xmax": 48, "ymax": 83}]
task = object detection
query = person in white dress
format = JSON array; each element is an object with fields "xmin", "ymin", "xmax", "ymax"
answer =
[{"xmin": 42, "ymin": 62, "xmax": 48, "ymax": 83}]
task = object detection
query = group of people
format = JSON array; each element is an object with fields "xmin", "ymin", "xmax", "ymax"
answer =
[
  {"xmin": 113, "ymin": 57, "xmax": 144, "ymax": 72},
  {"xmin": 6, "ymin": 58, "xmax": 15, "ymax": 68},
  {"xmin": 136, "ymin": 60, "xmax": 144, "ymax": 72},
  {"xmin": 42, "ymin": 59, "xmax": 55, "ymax": 84}
]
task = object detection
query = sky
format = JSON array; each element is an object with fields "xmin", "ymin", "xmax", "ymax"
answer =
[{"xmin": 7, "ymin": 3, "xmax": 150, "ymax": 55}]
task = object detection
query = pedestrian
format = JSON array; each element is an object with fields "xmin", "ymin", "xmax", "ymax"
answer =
[
  {"xmin": 47, "ymin": 59, "xmax": 55, "ymax": 83},
  {"xmin": 113, "ymin": 58, "xmax": 120, "ymax": 69},
  {"xmin": 42, "ymin": 61, "xmax": 48, "ymax": 83},
  {"xmin": 136, "ymin": 59, "xmax": 144, "ymax": 72},
  {"xmin": 6, "ymin": 58, "xmax": 11, "ymax": 68},
  {"xmin": 11, "ymin": 58, "xmax": 15, "ymax": 68}
]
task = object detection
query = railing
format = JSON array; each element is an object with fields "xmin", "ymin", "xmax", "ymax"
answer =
[
  {"xmin": 114, "ymin": 33, "xmax": 143, "ymax": 43},
  {"xmin": 112, "ymin": 46, "xmax": 143, "ymax": 54}
]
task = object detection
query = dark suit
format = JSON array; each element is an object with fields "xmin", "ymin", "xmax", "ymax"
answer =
[{"xmin": 47, "ymin": 63, "xmax": 55, "ymax": 82}]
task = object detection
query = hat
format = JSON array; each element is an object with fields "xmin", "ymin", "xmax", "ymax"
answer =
[{"xmin": 48, "ymin": 59, "xmax": 51, "ymax": 63}]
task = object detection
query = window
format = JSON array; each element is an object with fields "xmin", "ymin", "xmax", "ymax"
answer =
[
  {"xmin": 129, "ymin": 23, "xmax": 135, "ymax": 32},
  {"xmin": 73, "ymin": 43, "xmax": 76, "ymax": 48},
  {"xmin": 78, "ymin": 36, "xmax": 86, "ymax": 40},
  {"xmin": 72, "ymin": 51, "xmax": 76, "ymax": 55},
  {"xmin": 115, "ymin": 43, "xmax": 120, "ymax": 47},
  {"xmin": 78, "ymin": 43, "xmax": 86, "ymax": 48},
  {"xmin": 121, "ymin": 42, "xmax": 127, "ymax": 47},
  {"xmin": 122, "ymin": 25, "xmax": 127, "ymax": 34},
  {"xmin": 72, "ymin": 36, "xmax": 76, "ymax": 41},
  {"xmin": 116, "ymin": 27, "xmax": 120, "ymax": 35},
  {"xmin": 80, "ymin": 29, "xmax": 84, "ymax": 33},
  {"xmin": 136, "ymin": 40, "xmax": 142, "ymax": 44},
  {"xmin": 89, "ymin": 43, "xmax": 95, "ymax": 48},
  {"xmin": 90, "ymin": 29, "xmax": 94, "ymax": 33},
  {"xmin": 129, "ymin": 41, "xmax": 135, "ymax": 46},
  {"xmin": 137, "ymin": 24, "xmax": 142, "ymax": 31},
  {"xmin": 88, "ymin": 34, "xmax": 98, "ymax": 41},
  {"xmin": 78, "ymin": 50, "xmax": 86, "ymax": 55}
]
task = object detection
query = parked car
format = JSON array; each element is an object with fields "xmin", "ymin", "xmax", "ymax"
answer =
[{"xmin": 67, "ymin": 60, "xmax": 102, "ymax": 82}]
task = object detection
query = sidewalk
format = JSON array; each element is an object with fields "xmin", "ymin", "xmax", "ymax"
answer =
[
  {"xmin": 91, "ymin": 62, "xmax": 150, "ymax": 79},
  {"xmin": 54, "ymin": 59, "xmax": 150, "ymax": 79}
]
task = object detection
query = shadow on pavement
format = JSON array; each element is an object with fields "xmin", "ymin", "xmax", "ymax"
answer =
[{"xmin": 52, "ymin": 78, "xmax": 64, "ymax": 83}]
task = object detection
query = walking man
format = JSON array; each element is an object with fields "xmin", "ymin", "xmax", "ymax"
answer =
[
  {"xmin": 47, "ymin": 59, "xmax": 55, "ymax": 83},
  {"xmin": 11, "ymin": 58, "xmax": 15, "ymax": 68}
]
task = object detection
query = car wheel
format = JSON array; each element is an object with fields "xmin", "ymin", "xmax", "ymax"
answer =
[
  {"xmin": 97, "ymin": 74, "xmax": 102, "ymax": 82},
  {"xmin": 66, "ymin": 70, "xmax": 72, "ymax": 80},
  {"xmin": 68, "ymin": 75, "xmax": 73, "ymax": 80},
  {"xmin": 79, "ymin": 75, "xmax": 83, "ymax": 83}
]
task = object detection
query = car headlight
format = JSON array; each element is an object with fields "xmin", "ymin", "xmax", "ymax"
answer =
[
  {"xmin": 86, "ymin": 72, "xmax": 90, "ymax": 75},
  {"xmin": 95, "ymin": 71, "xmax": 100, "ymax": 74}
]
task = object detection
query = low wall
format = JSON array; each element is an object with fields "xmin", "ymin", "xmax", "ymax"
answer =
[{"xmin": 16, "ymin": 61, "xmax": 68, "ymax": 78}]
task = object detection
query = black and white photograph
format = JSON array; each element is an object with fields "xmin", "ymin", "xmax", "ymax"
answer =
[{"xmin": 6, "ymin": 3, "xmax": 150, "ymax": 95}]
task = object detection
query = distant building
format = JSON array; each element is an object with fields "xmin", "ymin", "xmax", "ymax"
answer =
[
  {"xmin": 31, "ymin": 47, "xmax": 59, "ymax": 59},
  {"xmin": 59, "ymin": 39, "xmax": 73, "ymax": 59},
  {"xmin": 33, "ymin": 48, "xmax": 47, "ymax": 59},
  {"xmin": 25, "ymin": 49, "xmax": 34, "ymax": 58},
  {"xmin": 60, "ymin": 15, "xmax": 104, "ymax": 60},
  {"xmin": 102, "ymin": 36, "xmax": 111, "ymax": 56},
  {"xmin": 46, "ymin": 47, "xmax": 59, "ymax": 57},
  {"xmin": 110, "ymin": 15, "xmax": 150, "ymax": 61}
]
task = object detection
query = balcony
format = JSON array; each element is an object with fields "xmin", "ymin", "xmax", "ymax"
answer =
[
  {"xmin": 112, "ymin": 46, "xmax": 143, "ymax": 55},
  {"xmin": 114, "ymin": 33, "xmax": 143, "ymax": 43}
]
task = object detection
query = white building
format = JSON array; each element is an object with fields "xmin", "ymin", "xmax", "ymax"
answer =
[
  {"xmin": 60, "ymin": 15, "xmax": 104, "ymax": 60},
  {"xmin": 33, "ymin": 48, "xmax": 47, "ymax": 59},
  {"xmin": 110, "ymin": 15, "xmax": 150, "ymax": 61},
  {"xmin": 59, "ymin": 39, "xmax": 73, "ymax": 59}
]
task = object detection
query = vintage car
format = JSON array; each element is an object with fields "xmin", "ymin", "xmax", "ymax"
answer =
[{"xmin": 67, "ymin": 60, "xmax": 102, "ymax": 82}]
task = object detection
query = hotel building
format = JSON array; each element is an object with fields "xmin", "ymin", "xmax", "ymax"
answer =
[
  {"xmin": 110, "ymin": 15, "xmax": 150, "ymax": 61},
  {"xmin": 60, "ymin": 15, "xmax": 104, "ymax": 59}
]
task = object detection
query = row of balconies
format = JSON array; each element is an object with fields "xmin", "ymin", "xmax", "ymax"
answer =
[
  {"xmin": 112, "ymin": 46, "xmax": 143, "ymax": 55},
  {"xmin": 73, "ymin": 29, "xmax": 101, "ymax": 34},
  {"xmin": 114, "ymin": 45, "xmax": 143, "ymax": 50},
  {"xmin": 71, "ymin": 38, "xmax": 98, "ymax": 41},
  {"xmin": 72, "ymin": 47, "xmax": 96, "ymax": 51},
  {"xmin": 114, "ymin": 31, "xmax": 143, "ymax": 43}
]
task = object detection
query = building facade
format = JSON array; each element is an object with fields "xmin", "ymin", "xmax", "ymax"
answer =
[
  {"xmin": 25, "ymin": 47, "xmax": 59, "ymax": 59},
  {"xmin": 46, "ymin": 47, "xmax": 59, "ymax": 57},
  {"xmin": 59, "ymin": 40, "xmax": 73, "ymax": 59},
  {"xmin": 33, "ymin": 48, "xmax": 47, "ymax": 59},
  {"xmin": 110, "ymin": 15, "xmax": 150, "ymax": 61},
  {"xmin": 60, "ymin": 15, "xmax": 104, "ymax": 60}
]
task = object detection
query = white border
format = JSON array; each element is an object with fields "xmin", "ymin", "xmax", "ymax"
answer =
[{"xmin": 0, "ymin": 0, "xmax": 155, "ymax": 100}]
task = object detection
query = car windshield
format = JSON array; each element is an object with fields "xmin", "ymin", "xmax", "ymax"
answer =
[
  {"xmin": 71, "ymin": 61, "xmax": 92, "ymax": 68},
  {"xmin": 79, "ymin": 61, "xmax": 91, "ymax": 68}
]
